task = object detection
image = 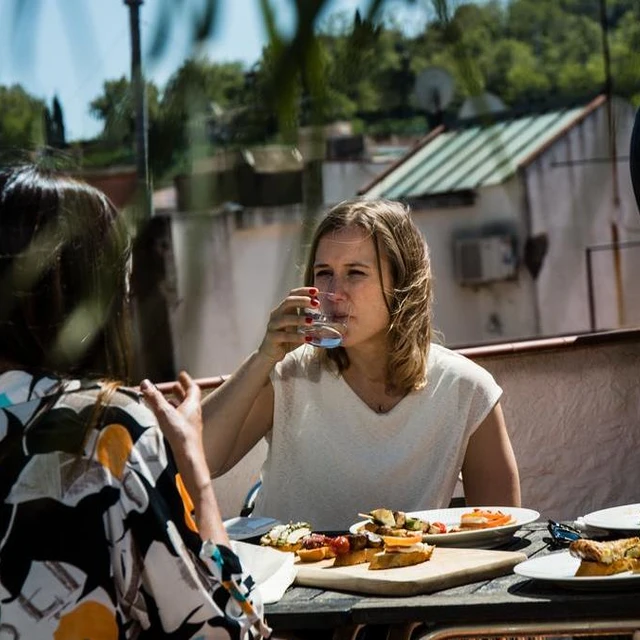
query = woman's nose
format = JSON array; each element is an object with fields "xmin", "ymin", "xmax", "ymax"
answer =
[{"xmin": 327, "ymin": 277, "xmax": 348, "ymax": 300}]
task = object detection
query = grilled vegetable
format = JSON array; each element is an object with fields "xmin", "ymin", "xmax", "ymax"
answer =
[{"xmin": 366, "ymin": 508, "xmax": 396, "ymax": 527}]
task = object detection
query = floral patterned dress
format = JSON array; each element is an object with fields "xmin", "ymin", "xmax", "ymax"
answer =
[{"xmin": 0, "ymin": 370, "xmax": 268, "ymax": 639}]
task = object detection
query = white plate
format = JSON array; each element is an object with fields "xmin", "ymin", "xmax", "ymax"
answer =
[
  {"xmin": 224, "ymin": 516, "xmax": 281, "ymax": 541},
  {"xmin": 514, "ymin": 551, "xmax": 640, "ymax": 590},
  {"xmin": 582, "ymin": 504, "xmax": 640, "ymax": 532},
  {"xmin": 349, "ymin": 507, "xmax": 539, "ymax": 549}
]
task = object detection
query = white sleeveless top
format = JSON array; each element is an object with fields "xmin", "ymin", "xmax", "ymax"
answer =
[{"xmin": 253, "ymin": 343, "xmax": 502, "ymax": 530}]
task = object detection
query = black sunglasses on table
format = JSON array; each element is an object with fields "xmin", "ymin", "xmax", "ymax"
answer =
[{"xmin": 545, "ymin": 519, "xmax": 583, "ymax": 549}]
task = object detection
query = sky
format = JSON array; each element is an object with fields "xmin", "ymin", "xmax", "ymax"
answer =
[{"xmin": 0, "ymin": 0, "xmax": 433, "ymax": 142}]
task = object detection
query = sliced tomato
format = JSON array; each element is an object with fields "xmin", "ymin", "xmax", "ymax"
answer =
[{"xmin": 430, "ymin": 521, "xmax": 447, "ymax": 534}]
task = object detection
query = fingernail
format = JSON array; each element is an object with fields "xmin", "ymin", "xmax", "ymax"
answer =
[
  {"xmin": 304, "ymin": 336, "xmax": 313, "ymax": 343},
  {"xmin": 310, "ymin": 298, "xmax": 320, "ymax": 307},
  {"xmin": 309, "ymin": 287, "xmax": 318, "ymax": 296},
  {"xmin": 140, "ymin": 379, "xmax": 151, "ymax": 391},
  {"xmin": 305, "ymin": 316, "xmax": 313, "ymax": 325}
]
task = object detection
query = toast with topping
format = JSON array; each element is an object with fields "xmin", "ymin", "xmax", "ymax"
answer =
[{"xmin": 569, "ymin": 537, "xmax": 640, "ymax": 576}]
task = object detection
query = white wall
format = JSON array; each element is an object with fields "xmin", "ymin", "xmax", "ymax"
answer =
[
  {"xmin": 322, "ymin": 160, "xmax": 392, "ymax": 205},
  {"xmin": 412, "ymin": 181, "xmax": 539, "ymax": 345},
  {"xmin": 169, "ymin": 207, "xmax": 309, "ymax": 377},
  {"xmin": 525, "ymin": 97, "xmax": 640, "ymax": 335},
  {"xmin": 167, "ymin": 185, "xmax": 543, "ymax": 375}
]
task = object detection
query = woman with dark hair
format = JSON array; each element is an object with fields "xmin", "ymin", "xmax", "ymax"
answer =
[
  {"xmin": 0, "ymin": 165, "xmax": 270, "ymax": 639},
  {"xmin": 202, "ymin": 198, "xmax": 520, "ymax": 531}
]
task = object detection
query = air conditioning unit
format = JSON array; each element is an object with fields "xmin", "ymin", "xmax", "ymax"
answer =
[{"xmin": 454, "ymin": 235, "xmax": 517, "ymax": 286}]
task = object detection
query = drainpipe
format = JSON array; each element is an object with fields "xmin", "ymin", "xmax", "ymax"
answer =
[
  {"xmin": 124, "ymin": 0, "xmax": 151, "ymax": 215},
  {"xmin": 124, "ymin": 0, "xmax": 176, "ymax": 380},
  {"xmin": 520, "ymin": 167, "xmax": 542, "ymax": 336},
  {"xmin": 599, "ymin": 0, "xmax": 625, "ymax": 327}
]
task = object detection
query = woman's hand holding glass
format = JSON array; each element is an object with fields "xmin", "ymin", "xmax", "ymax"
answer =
[
  {"xmin": 258, "ymin": 287, "xmax": 351, "ymax": 364},
  {"xmin": 257, "ymin": 286, "xmax": 319, "ymax": 363},
  {"xmin": 297, "ymin": 291, "xmax": 351, "ymax": 348}
]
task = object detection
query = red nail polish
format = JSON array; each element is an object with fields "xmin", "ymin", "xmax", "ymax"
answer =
[
  {"xmin": 309, "ymin": 287, "xmax": 318, "ymax": 296},
  {"xmin": 310, "ymin": 298, "xmax": 320, "ymax": 307},
  {"xmin": 304, "ymin": 335, "xmax": 313, "ymax": 342},
  {"xmin": 305, "ymin": 316, "xmax": 313, "ymax": 324}
]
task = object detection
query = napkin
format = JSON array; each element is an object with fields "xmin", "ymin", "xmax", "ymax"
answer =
[{"xmin": 231, "ymin": 540, "xmax": 297, "ymax": 604}]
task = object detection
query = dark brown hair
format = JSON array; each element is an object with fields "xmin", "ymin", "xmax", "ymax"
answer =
[
  {"xmin": 0, "ymin": 165, "xmax": 133, "ymax": 381},
  {"xmin": 303, "ymin": 198, "xmax": 433, "ymax": 393}
]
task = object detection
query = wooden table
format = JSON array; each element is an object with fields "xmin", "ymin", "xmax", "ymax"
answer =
[{"xmin": 264, "ymin": 523, "xmax": 640, "ymax": 640}]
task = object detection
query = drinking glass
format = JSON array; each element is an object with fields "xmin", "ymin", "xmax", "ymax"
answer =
[{"xmin": 298, "ymin": 292, "xmax": 350, "ymax": 348}]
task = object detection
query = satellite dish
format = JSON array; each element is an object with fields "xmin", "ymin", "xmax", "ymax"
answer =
[
  {"xmin": 414, "ymin": 67, "xmax": 455, "ymax": 115},
  {"xmin": 458, "ymin": 92, "xmax": 507, "ymax": 120}
]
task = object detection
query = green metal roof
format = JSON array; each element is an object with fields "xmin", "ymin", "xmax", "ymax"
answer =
[{"xmin": 363, "ymin": 106, "xmax": 586, "ymax": 199}]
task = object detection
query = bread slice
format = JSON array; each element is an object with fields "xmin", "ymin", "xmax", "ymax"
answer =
[
  {"xmin": 570, "ymin": 537, "xmax": 640, "ymax": 576},
  {"xmin": 575, "ymin": 557, "xmax": 640, "ymax": 576},
  {"xmin": 333, "ymin": 547, "xmax": 378, "ymax": 567},
  {"xmin": 570, "ymin": 537, "xmax": 640, "ymax": 562},
  {"xmin": 296, "ymin": 546, "xmax": 336, "ymax": 563},
  {"xmin": 368, "ymin": 544, "xmax": 434, "ymax": 570},
  {"xmin": 260, "ymin": 522, "xmax": 312, "ymax": 552}
]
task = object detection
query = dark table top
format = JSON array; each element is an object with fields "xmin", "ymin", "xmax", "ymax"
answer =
[{"xmin": 264, "ymin": 522, "xmax": 640, "ymax": 635}]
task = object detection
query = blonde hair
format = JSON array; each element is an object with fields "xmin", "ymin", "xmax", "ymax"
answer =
[{"xmin": 303, "ymin": 198, "xmax": 433, "ymax": 393}]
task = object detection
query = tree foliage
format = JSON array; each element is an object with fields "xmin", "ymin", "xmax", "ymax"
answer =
[
  {"xmin": 44, "ymin": 95, "xmax": 66, "ymax": 148},
  {"xmin": 5, "ymin": 0, "xmax": 639, "ymax": 178},
  {"xmin": 0, "ymin": 85, "xmax": 46, "ymax": 149}
]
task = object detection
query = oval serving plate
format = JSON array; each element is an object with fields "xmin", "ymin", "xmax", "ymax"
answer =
[{"xmin": 350, "ymin": 507, "xmax": 540, "ymax": 549}]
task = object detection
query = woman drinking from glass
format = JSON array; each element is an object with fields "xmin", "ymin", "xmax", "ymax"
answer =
[{"xmin": 203, "ymin": 198, "xmax": 521, "ymax": 531}]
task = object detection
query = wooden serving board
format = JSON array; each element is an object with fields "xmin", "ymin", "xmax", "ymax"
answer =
[{"xmin": 294, "ymin": 546, "xmax": 527, "ymax": 596}]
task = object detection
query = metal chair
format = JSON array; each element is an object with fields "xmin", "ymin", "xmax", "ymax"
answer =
[{"xmin": 240, "ymin": 479, "xmax": 263, "ymax": 517}]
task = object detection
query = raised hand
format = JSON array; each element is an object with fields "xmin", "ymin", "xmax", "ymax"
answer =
[{"xmin": 257, "ymin": 286, "xmax": 319, "ymax": 363}]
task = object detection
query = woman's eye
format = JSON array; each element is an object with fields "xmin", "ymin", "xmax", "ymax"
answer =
[
  {"xmin": 314, "ymin": 270, "xmax": 331, "ymax": 278},
  {"xmin": 348, "ymin": 270, "xmax": 366, "ymax": 277}
]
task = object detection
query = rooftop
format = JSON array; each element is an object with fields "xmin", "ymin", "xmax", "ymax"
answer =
[{"xmin": 361, "ymin": 95, "xmax": 606, "ymax": 199}]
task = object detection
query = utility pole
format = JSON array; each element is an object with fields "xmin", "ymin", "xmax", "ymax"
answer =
[
  {"xmin": 124, "ymin": 0, "xmax": 151, "ymax": 215},
  {"xmin": 598, "ymin": 0, "xmax": 625, "ymax": 327},
  {"xmin": 600, "ymin": 0, "xmax": 626, "ymax": 327},
  {"xmin": 124, "ymin": 0, "xmax": 175, "ymax": 381},
  {"xmin": 599, "ymin": 0, "xmax": 619, "ymax": 209}
]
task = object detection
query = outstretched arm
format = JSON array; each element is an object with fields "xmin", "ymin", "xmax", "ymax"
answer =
[
  {"xmin": 201, "ymin": 287, "xmax": 318, "ymax": 476},
  {"xmin": 461, "ymin": 402, "xmax": 521, "ymax": 507}
]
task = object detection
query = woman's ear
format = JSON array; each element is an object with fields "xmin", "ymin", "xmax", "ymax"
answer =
[{"xmin": 631, "ymin": 107, "xmax": 640, "ymax": 216}]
